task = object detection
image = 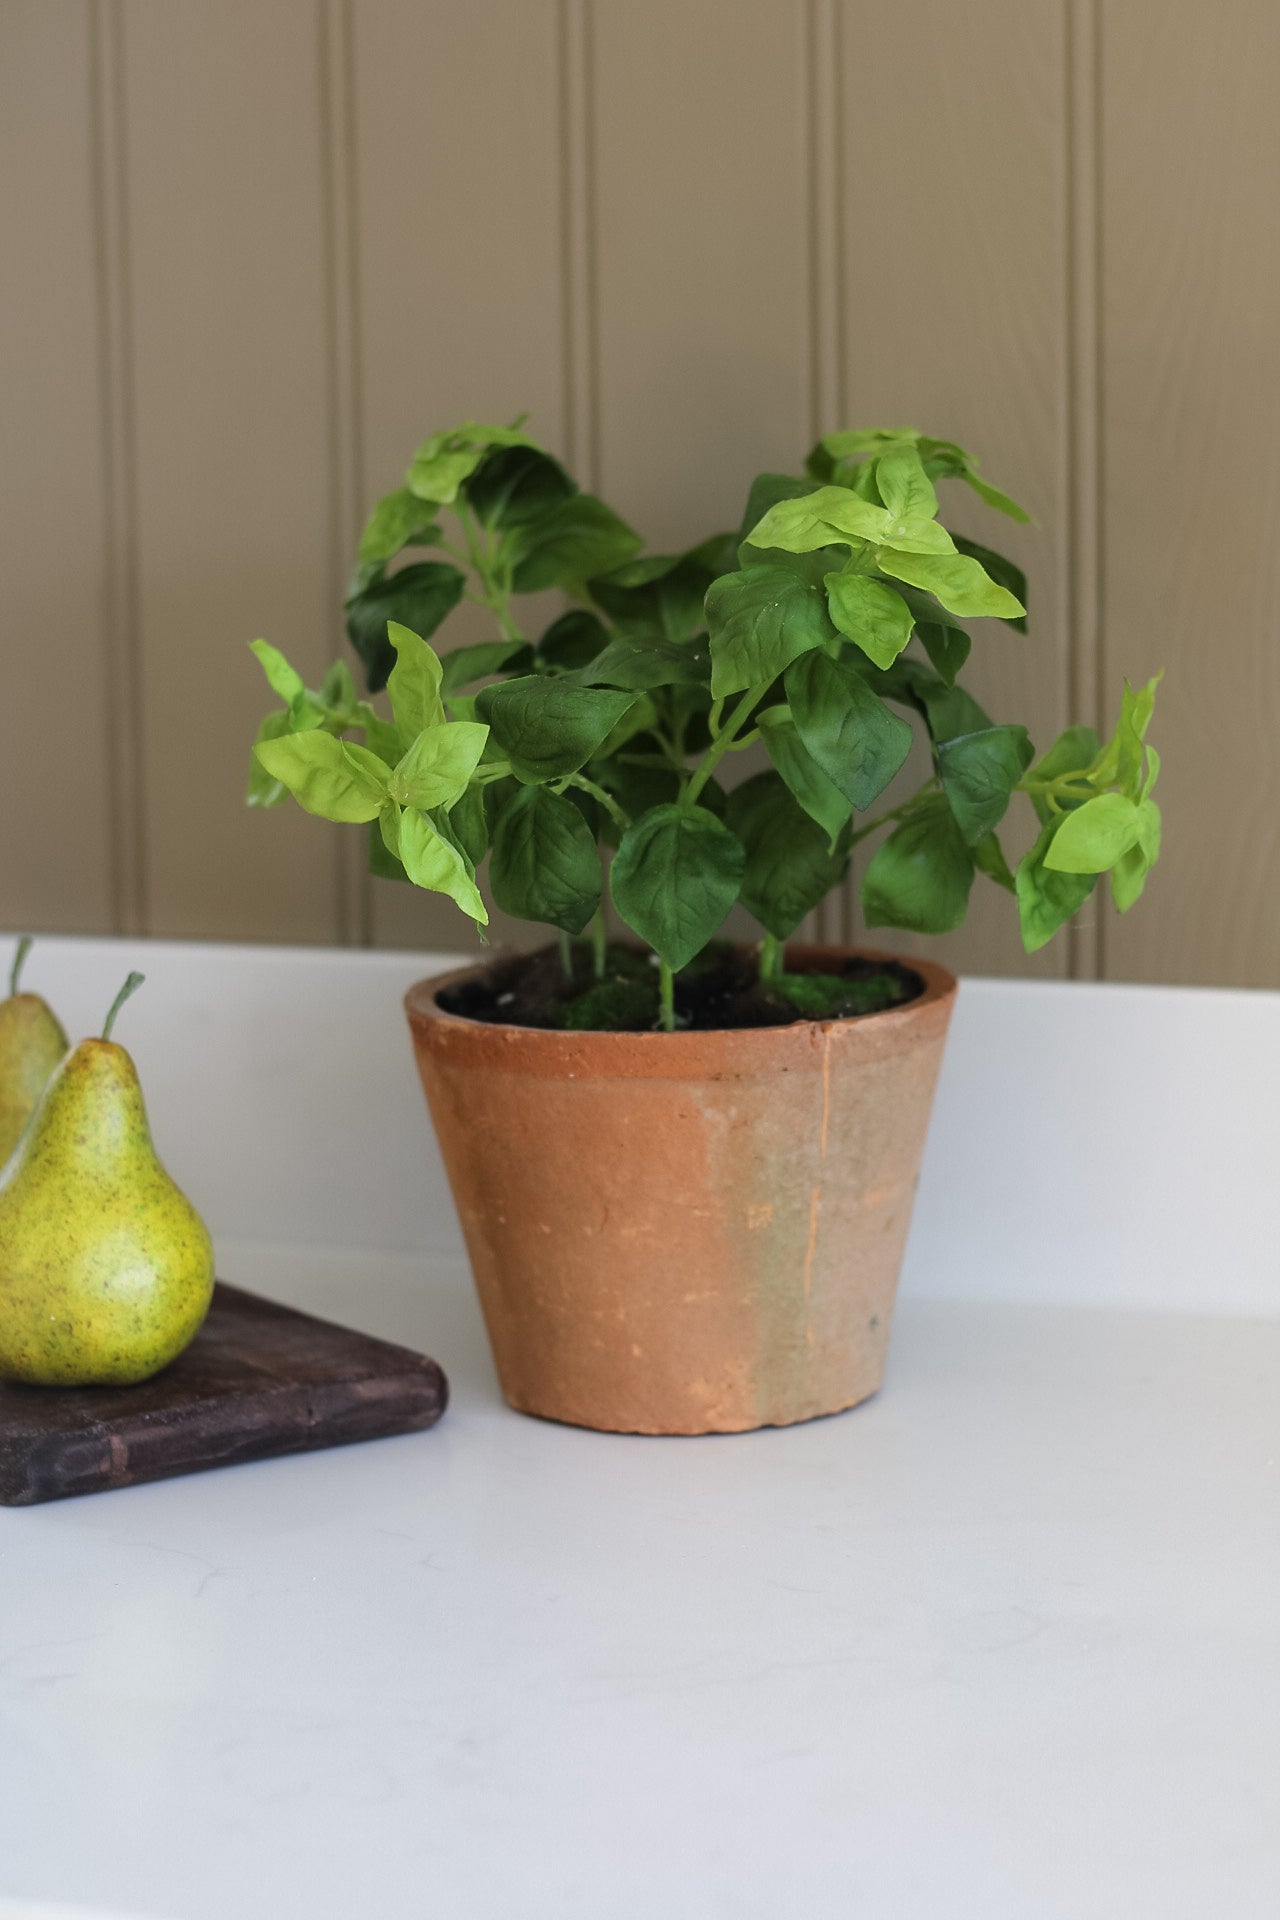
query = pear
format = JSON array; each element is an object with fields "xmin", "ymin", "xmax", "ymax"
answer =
[
  {"xmin": 0, "ymin": 937, "xmax": 69, "ymax": 1165},
  {"xmin": 0, "ymin": 972, "xmax": 214, "ymax": 1387}
]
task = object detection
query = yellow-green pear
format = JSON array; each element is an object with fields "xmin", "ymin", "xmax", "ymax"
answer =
[
  {"xmin": 0, "ymin": 937, "xmax": 69, "ymax": 1165},
  {"xmin": 0, "ymin": 972, "xmax": 214, "ymax": 1386}
]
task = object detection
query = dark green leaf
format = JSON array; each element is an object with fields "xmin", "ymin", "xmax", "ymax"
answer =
[
  {"xmin": 972, "ymin": 831, "xmax": 1016, "ymax": 893},
  {"xmin": 509, "ymin": 494, "xmax": 642, "ymax": 593},
  {"xmin": 863, "ymin": 656, "xmax": 992, "ymax": 743},
  {"xmin": 345, "ymin": 561, "xmax": 466, "ymax": 692},
  {"xmin": 724, "ymin": 773, "xmax": 849, "ymax": 940},
  {"xmin": 738, "ymin": 473, "xmax": 821, "ymax": 544},
  {"xmin": 475, "ymin": 675, "xmax": 638, "ymax": 783},
  {"xmin": 705, "ymin": 561, "xmax": 835, "ymax": 699},
  {"xmin": 489, "ymin": 785, "xmax": 602, "ymax": 934},
  {"xmin": 610, "ymin": 803, "xmax": 745, "ymax": 972},
  {"xmin": 862, "ymin": 793, "xmax": 975, "ymax": 934},
  {"xmin": 463, "ymin": 444, "xmax": 576, "ymax": 530},
  {"xmin": 937, "ymin": 725, "xmax": 1034, "ymax": 844},
  {"xmin": 951, "ymin": 534, "xmax": 1028, "ymax": 633},
  {"xmin": 784, "ymin": 650, "xmax": 913, "ymax": 811},
  {"xmin": 538, "ymin": 609, "xmax": 610, "ymax": 672},
  {"xmin": 589, "ymin": 543, "xmax": 727, "ymax": 645},
  {"xmin": 756, "ymin": 704, "xmax": 852, "ymax": 849},
  {"xmin": 447, "ymin": 784, "xmax": 489, "ymax": 868},
  {"xmin": 575, "ymin": 634, "xmax": 710, "ymax": 691},
  {"xmin": 1016, "ymin": 817, "xmax": 1097, "ymax": 952},
  {"xmin": 917, "ymin": 623, "xmax": 971, "ymax": 685},
  {"xmin": 439, "ymin": 640, "xmax": 534, "ymax": 693},
  {"xmin": 367, "ymin": 814, "xmax": 408, "ymax": 882}
]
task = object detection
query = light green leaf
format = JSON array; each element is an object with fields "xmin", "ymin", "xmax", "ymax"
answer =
[
  {"xmin": 745, "ymin": 485, "xmax": 893, "ymax": 554},
  {"xmin": 386, "ymin": 621, "xmax": 445, "ymax": 742},
  {"xmin": 489, "ymin": 786, "xmax": 602, "ymax": 934},
  {"xmin": 951, "ymin": 534, "xmax": 1028, "ymax": 633},
  {"xmin": 875, "ymin": 547, "xmax": 1026, "ymax": 620},
  {"xmin": 737, "ymin": 473, "xmax": 822, "ymax": 544},
  {"xmin": 705, "ymin": 562, "xmax": 835, "ymax": 698},
  {"xmin": 388, "ymin": 721, "xmax": 489, "ymax": 811},
  {"xmin": 1091, "ymin": 673, "xmax": 1162, "ymax": 795},
  {"xmin": 874, "ymin": 445, "xmax": 938, "ymax": 524},
  {"xmin": 861, "ymin": 793, "xmax": 975, "ymax": 934},
  {"xmin": 1043, "ymin": 791, "xmax": 1141, "ymax": 873},
  {"xmin": 249, "ymin": 639, "xmax": 305, "ymax": 705},
  {"xmin": 961, "ymin": 469, "xmax": 1031, "ymax": 522},
  {"xmin": 392, "ymin": 805, "xmax": 488, "ymax": 924},
  {"xmin": 405, "ymin": 421, "xmax": 537, "ymax": 507},
  {"xmin": 352, "ymin": 700, "xmax": 402, "ymax": 769},
  {"xmin": 937, "ymin": 725, "xmax": 1034, "ymax": 845},
  {"xmin": 1110, "ymin": 801, "xmax": 1162, "ymax": 913},
  {"xmin": 724, "ymin": 773, "xmax": 849, "ymax": 940},
  {"xmin": 246, "ymin": 710, "xmax": 289, "ymax": 807},
  {"xmin": 357, "ymin": 488, "xmax": 440, "ymax": 566},
  {"xmin": 610, "ymin": 804, "xmax": 745, "ymax": 972},
  {"xmin": 1016, "ymin": 818, "xmax": 1096, "ymax": 951},
  {"xmin": 824, "ymin": 571, "xmax": 914, "ymax": 669},
  {"xmin": 344, "ymin": 561, "xmax": 466, "ymax": 692},
  {"xmin": 254, "ymin": 730, "xmax": 388, "ymax": 823},
  {"xmin": 757, "ymin": 704, "xmax": 852, "ymax": 849},
  {"xmin": 475, "ymin": 676, "xmax": 638, "ymax": 784},
  {"xmin": 784, "ymin": 651, "xmax": 913, "ymax": 811}
]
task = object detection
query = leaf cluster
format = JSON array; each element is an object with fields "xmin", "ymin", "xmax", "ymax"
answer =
[{"xmin": 246, "ymin": 419, "xmax": 1164, "ymax": 1015}]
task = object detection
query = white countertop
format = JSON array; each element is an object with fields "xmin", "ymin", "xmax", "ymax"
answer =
[{"xmin": 2, "ymin": 940, "xmax": 1278, "ymax": 1918}]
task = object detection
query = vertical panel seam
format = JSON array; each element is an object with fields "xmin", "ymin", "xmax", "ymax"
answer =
[
  {"xmin": 557, "ymin": 0, "xmax": 600, "ymax": 489},
  {"xmin": 317, "ymin": 0, "xmax": 371, "ymax": 945},
  {"xmin": 88, "ymin": 0, "xmax": 147, "ymax": 936}
]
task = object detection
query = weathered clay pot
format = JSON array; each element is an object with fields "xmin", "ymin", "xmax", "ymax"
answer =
[{"xmin": 405, "ymin": 945, "xmax": 957, "ymax": 1435}]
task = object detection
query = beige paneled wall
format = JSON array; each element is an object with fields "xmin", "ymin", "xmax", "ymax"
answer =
[{"xmin": 2, "ymin": 0, "xmax": 1276, "ymax": 987}]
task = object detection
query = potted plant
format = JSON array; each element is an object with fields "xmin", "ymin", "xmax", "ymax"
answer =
[{"xmin": 246, "ymin": 420, "xmax": 1162, "ymax": 1433}]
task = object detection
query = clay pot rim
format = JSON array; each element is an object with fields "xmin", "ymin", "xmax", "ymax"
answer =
[{"xmin": 405, "ymin": 941, "xmax": 957, "ymax": 1078}]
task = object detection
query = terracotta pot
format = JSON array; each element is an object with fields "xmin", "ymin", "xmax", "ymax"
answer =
[{"xmin": 404, "ymin": 945, "xmax": 957, "ymax": 1435}]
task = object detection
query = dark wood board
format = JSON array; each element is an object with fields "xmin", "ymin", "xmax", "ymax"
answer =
[{"xmin": 0, "ymin": 1283, "xmax": 448, "ymax": 1506}]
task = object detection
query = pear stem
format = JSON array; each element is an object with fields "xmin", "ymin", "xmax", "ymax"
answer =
[
  {"xmin": 10, "ymin": 936, "xmax": 32, "ymax": 997},
  {"xmin": 102, "ymin": 971, "xmax": 145, "ymax": 1042}
]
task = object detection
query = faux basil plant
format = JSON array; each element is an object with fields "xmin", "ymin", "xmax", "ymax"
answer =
[{"xmin": 247, "ymin": 419, "xmax": 1162, "ymax": 1030}]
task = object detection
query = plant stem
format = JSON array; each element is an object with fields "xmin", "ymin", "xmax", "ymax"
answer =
[
  {"xmin": 563, "ymin": 773, "xmax": 630, "ymax": 836},
  {"xmin": 759, "ymin": 931, "xmax": 782, "ymax": 984},
  {"xmin": 657, "ymin": 959, "xmax": 676, "ymax": 1032},
  {"xmin": 848, "ymin": 777, "xmax": 941, "ymax": 847},
  {"xmin": 9, "ymin": 935, "xmax": 31, "ymax": 997},
  {"xmin": 684, "ymin": 682, "xmax": 770, "ymax": 807},
  {"xmin": 557, "ymin": 932, "xmax": 575, "ymax": 984},
  {"xmin": 589, "ymin": 907, "xmax": 607, "ymax": 981},
  {"xmin": 102, "ymin": 971, "xmax": 145, "ymax": 1042}
]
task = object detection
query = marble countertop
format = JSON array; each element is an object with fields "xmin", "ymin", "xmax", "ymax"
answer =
[{"xmin": 2, "ymin": 938, "xmax": 1278, "ymax": 1918}]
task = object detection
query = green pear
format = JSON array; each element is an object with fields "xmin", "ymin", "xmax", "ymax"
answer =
[
  {"xmin": 0, "ymin": 972, "xmax": 214, "ymax": 1386},
  {"xmin": 0, "ymin": 937, "xmax": 69, "ymax": 1165}
]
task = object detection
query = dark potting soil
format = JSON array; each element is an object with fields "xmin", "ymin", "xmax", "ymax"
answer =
[{"xmin": 437, "ymin": 942, "xmax": 926, "ymax": 1033}]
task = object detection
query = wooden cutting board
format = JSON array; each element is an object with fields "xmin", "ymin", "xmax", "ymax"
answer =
[{"xmin": 0, "ymin": 1282, "xmax": 448, "ymax": 1506}]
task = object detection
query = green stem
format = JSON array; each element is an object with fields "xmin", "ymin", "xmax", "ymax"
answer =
[
  {"xmin": 557, "ymin": 932, "xmax": 574, "ymax": 984},
  {"xmin": 9, "ymin": 935, "xmax": 31, "ymax": 997},
  {"xmin": 759, "ymin": 931, "xmax": 783, "ymax": 985},
  {"xmin": 102, "ymin": 970, "xmax": 145, "ymax": 1042},
  {"xmin": 849, "ymin": 777, "xmax": 941, "ymax": 847},
  {"xmin": 684, "ymin": 682, "xmax": 771, "ymax": 807},
  {"xmin": 590, "ymin": 907, "xmax": 607, "ymax": 981},
  {"xmin": 563, "ymin": 773, "xmax": 630, "ymax": 836},
  {"xmin": 657, "ymin": 959, "xmax": 676, "ymax": 1032}
]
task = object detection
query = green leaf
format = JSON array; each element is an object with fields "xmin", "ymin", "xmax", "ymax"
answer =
[
  {"xmin": 589, "ymin": 542, "xmax": 729, "ymax": 645},
  {"xmin": 756, "ymin": 704, "xmax": 852, "ymax": 849},
  {"xmin": 1091, "ymin": 674, "xmax": 1162, "ymax": 796},
  {"xmin": 1026, "ymin": 722, "xmax": 1099, "ymax": 825},
  {"xmin": 610, "ymin": 803, "xmax": 744, "ymax": 973},
  {"xmin": 509, "ymin": 494, "xmax": 642, "ymax": 593},
  {"xmin": 1016, "ymin": 817, "xmax": 1096, "ymax": 952},
  {"xmin": 575, "ymin": 635, "xmax": 710, "ymax": 691},
  {"xmin": 951, "ymin": 535, "xmax": 1028, "ymax": 633},
  {"xmin": 439, "ymin": 640, "xmax": 534, "ymax": 693},
  {"xmin": 784, "ymin": 650, "xmax": 913, "ymax": 811},
  {"xmin": 246, "ymin": 710, "xmax": 290, "ymax": 807},
  {"xmin": 386, "ymin": 621, "xmax": 446, "ymax": 742},
  {"xmin": 862, "ymin": 793, "xmax": 975, "ymax": 934},
  {"xmin": 824, "ymin": 571, "xmax": 914, "ymax": 669},
  {"xmin": 724, "ymin": 773, "xmax": 849, "ymax": 940},
  {"xmin": 405, "ymin": 420, "xmax": 536, "ymax": 506},
  {"xmin": 876, "ymin": 547, "xmax": 1026, "ymax": 620},
  {"xmin": 937, "ymin": 725, "xmax": 1034, "ymax": 845},
  {"xmin": 874, "ymin": 445, "xmax": 938, "ymax": 523},
  {"xmin": 475, "ymin": 676, "xmax": 638, "ymax": 783},
  {"xmin": 385, "ymin": 803, "xmax": 488, "ymax": 924},
  {"xmin": 345, "ymin": 561, "xmax": 466, "ymax": 692},
  {"xmin": 447, "ymin": 784, "xmax": 490, "ymax": 868},
  {"xmin": 972, "ymin": 831, "xmax": 1016, "ymax": 894},
  {"xmin": 368, "ymin": 812, "xmax": 408, "ymax": 883},
  {"xmin": 1043, "ymin": 792, "xmax": 1141, "ymax": 873},
  {"xmin": 463, "ymin": 444, "xmax": 576, "ymax": 530},
  {"xmin": 917, "ymin": 623, "xmax": 971, "ymax": 685},
  {"xmin": 249, "ymin": 638, "xmax": 305, "ymax": 705},
  {"xmin": 705, "ymin": 561, "xmax": 835, "ymax": 698},
  {"xmin": 388, "ymin": 721, "xmax": 488, "ymax": 810},
  {"xmin": 745, "ymin": 485, "xmax": 893, "ymax": 555},
  {"xmin": 866, "ymin": 655, "xmax": 992, "ymax": 743},
  {"xmin": 961, "ymin": 468, "xmax": 1030, "ymax": 523},
  {"xmin": 354, "ymin": 700, "xmax": 404, "ymax": 769},
  {"xmin": 538, "ymin": 609, "xmax": 611, "ymax": 671},
  {"xmin": 357, "ymin": 488, "xmax": 440, "ymax": 566},
  {"xmin": 737, "ymin": 473, "xmax": 821, "ymax": 544},
  {"xmin": 489, "ymin": 786, "xmax": 602, "ymax": 934},
  {"xmin": 1111, "ymin": 800, "xmax": 1161, "ymax": 911},
  {"xmin": 253, "ymin": 731, "xmax": 388, "ymax": 823}
]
